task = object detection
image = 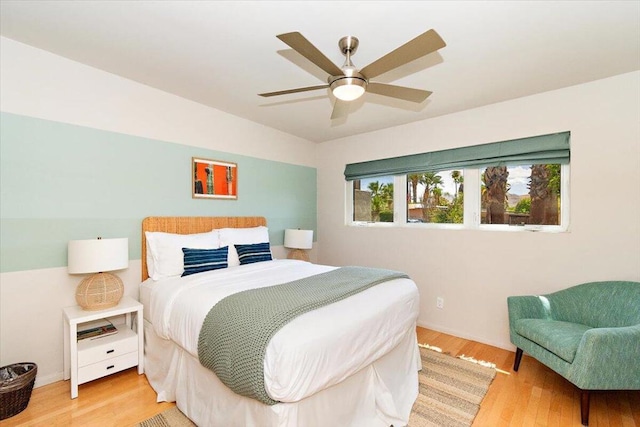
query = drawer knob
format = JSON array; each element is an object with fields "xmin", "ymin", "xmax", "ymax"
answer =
[
  {"xmin": 106, "ymin": 349, "xmax": 115, "ymax": 354},
  {"xmin": 106, "ymin": 365, "xmax": 115, "ymax": 370}
]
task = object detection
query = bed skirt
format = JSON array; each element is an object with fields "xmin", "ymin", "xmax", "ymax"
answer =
[{"xmin": 144, "ymin": 319, "xmax": 420, "ymax": 427}]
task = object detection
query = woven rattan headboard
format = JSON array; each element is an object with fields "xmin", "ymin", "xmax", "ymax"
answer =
[{"xmin": 141, "ymin": 216, "xmax": 267, "ymax": 281}]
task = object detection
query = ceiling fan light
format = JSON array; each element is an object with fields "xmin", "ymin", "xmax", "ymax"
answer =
[{"xmin": 331, "ymin": 77, "xmax": 367, "ymax": 101}]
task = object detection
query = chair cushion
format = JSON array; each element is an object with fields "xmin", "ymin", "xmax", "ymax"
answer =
[{"xmin": 514, "ymin": 319, "xmax": 592, "ymax": 363}]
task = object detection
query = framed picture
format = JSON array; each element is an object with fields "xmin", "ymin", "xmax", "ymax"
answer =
[{"xmin": 192, "ymin": 157, "xmax": 238, "ymax": 199}]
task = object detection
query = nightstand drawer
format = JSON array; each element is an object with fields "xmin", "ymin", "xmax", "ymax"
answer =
[
  {"xmin": 77, "ymin": 351, "xmax": 138, "ymax": 384},
  {"xmin": 77, "ymin": 326, "xmax": 137, "ymax": 367}
]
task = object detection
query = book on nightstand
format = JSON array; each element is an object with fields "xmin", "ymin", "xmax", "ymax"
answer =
[{"xmin": 77, "ymin": 319, "xmax": 118, "ymax": 341}]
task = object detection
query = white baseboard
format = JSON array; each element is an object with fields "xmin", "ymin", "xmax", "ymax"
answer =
[
  {"xmin": 416, "ymin": 320, "xmax": 515, "ymax": 352},
  {"xmin": 34, "ymin": 371, "xmax": 63, "ymax": 388}
]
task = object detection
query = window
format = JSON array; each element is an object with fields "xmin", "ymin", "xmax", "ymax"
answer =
[
  {"xmin": 481, "ymin": 164, "xmax": 561, "ymax": 226},
  {"xmin": 353, "ymin": 176, "xmax": 394, "ymax": 223},
  {"xmin": 407, "ymin": 170, "xmax": 464, "ymax": 224},
  {"xmin": 345, "ymin": 132, "xmax": 570, "ymax": 232}
]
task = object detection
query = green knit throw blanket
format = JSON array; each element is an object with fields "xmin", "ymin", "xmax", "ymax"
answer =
[{"xmin": 197, "ymin": 266, "xmax": 409, "ymax": 405}]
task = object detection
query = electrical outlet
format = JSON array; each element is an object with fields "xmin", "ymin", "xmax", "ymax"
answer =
[{"xmin": 436, "ymin": 297, "xmax": 444, "ymax": 309}]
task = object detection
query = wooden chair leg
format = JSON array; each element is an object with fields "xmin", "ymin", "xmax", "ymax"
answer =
[
  {"xmin": 513, "ymin": 347, "xmax": 523, "ymax": 371},
  {"xmin": 580, "ymin": 389, "xmax": 590, "ymax": 426}
]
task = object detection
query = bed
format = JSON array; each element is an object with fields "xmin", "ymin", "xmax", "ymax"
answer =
[{"xmin": 140, "ymin": 216, "xmax": 421, "ymax": 426}]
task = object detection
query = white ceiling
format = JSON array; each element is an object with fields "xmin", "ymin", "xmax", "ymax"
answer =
[{"xmin": 1, "ymin": 1, "xmax": 639, "ymax": 143}]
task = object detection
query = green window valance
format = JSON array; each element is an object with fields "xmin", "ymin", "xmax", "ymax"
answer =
[{"xmin": 344, "ymin": 131, "xmax": 570, "ymax": 181}]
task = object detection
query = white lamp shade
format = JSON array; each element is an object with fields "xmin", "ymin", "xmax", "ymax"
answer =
[
  {"xmin": 68, "ymin": 238, "xmax": 129, "ymax": 274},
  {"xmin": 284, "ymin": 229, "xmax": 313, "ymax": 250}
]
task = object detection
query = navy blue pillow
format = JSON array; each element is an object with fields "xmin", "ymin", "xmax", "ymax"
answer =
[
  {"xmin": 235, "ymin": 242, "xmax": 273, "ymax": 265},
  {"xmin": 182, "ymin": 246, "xmax": 229, "ymax": 277}
]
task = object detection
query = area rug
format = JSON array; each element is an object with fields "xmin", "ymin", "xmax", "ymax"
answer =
[
  {"xmin": 137, "ymin": 345, "xmax": 496, "ymax": 427},
  {"xmin": 408, "ymin": 344, "xmax": 497, "ymax": 427},
  {"xmin": 137, "ymin": 407, "xmax": 196, "ymax": 427}
]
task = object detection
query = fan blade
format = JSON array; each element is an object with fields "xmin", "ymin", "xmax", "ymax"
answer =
[
  {"xmin": 360, "ymin": 29, "xmax": 446, "ymax": 79},
  {"xmin": 277, "ymin": 32, "xmax": 344, "ymax": 77},
  {"xmin": 366, "ymin": 82, "xmax": 432, "ymax": 103},
  {"xmin": 259, "ymin": 84, "xmax": 329, "ymax": 97},
  {"xmin": 331, "ymin": 100, "xmax": 350, "ymax": 119}
]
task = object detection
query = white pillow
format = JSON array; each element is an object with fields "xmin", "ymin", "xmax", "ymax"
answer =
[
  {"xmin": 145, "ymin": 240, "xmax": 156, "ymax": 279},
  {"xmin": 218, "ymin": 226, "xmax": 270, "ymax": 267},
  {"xmin": 145, "ymin": 230, "xmax": 220, "ymax": 280}
]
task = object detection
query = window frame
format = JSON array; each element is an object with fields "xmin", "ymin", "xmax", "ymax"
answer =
[{"xmin": 346, "ymin": 164, "xmax": 570, "ymax": 232}]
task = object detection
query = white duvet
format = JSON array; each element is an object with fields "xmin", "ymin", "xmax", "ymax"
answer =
[{"xmin": 143, "ymin": 259, "xmax": 419, "ymax": 403}]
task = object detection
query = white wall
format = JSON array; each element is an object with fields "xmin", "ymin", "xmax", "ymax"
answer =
[
  {"xmin": 0, "ymin": 37, "xmax": 316, "ymax": 167},
  {"xmin": 316, "ymin": 71, "xmax": 640, "ymax": 350},
  {"xmin": 0, "ymin": 38, "xmax": 317, "ymax": 387}
]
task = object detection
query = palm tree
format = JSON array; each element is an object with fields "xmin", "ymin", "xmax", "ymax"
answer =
[
  {"xmin": 432, "ymin": 187, "xmax": 443, "ymax": 206},
  {"xmin": 451, "ymin": 170, "xmax": 462, "ymax": 197},
  {"xmin": 421, "ymin": 173, "xmax": 443, "ymax": 205},
  {"xmin": 408, "ymin": 174, "xmax": 421, "ymax": 203},
  {"xmin": 420, "ymin": 172, "xmax": 444, "ymax": 221},
  {"xmin": 367, "ymin": 181, "xmax": 383, "ymax": 221},
  {"xmin": 367, "ymin": 181, "xmax": 393, "ymax": 221},
  {"xmin": 483, "ymin": 166, "xmax": 509, "ymax": 224},
  {"xmin": 381, "ymin": 182, "xmax": 394, "ymax": 221},
  {"xmin": 367, "ymin": 181, "xmax": 381, "ymax": 196},
  {"xmin": 529, "ymin": 164, "xmax": 560, "ymax": 225}
]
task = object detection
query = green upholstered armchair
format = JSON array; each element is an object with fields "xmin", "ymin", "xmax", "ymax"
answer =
[{"xmin": 507, "ymin": 281, "xmax": 640, "ymax": 426}]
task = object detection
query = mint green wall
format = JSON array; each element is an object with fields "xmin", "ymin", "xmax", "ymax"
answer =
[{"xmin": 0, "ymin": 113, "xmax": 317, "ymax": 272}]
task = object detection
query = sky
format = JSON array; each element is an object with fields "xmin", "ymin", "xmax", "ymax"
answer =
[{"xmin": 506, "ymin": 166, "xmax": 532, "ymax": 195}]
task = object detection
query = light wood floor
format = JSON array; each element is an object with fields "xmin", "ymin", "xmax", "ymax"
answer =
[{"xmin": 2, "ymin": 327, "xmax": 638, "ymax": 426}]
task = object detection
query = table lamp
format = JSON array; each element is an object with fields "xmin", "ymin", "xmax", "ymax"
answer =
[
  {"xmin": 284, "ymin": 229, "xmax": 313, "ymax": 262},
  {"xmin": 68, "ymin": 237, "xmax": 129, "ymax": 311}
]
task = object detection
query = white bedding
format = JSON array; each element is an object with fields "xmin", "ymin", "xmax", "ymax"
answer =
[{"xmin": 141, "ymin": 259, "xmax": 420, "ymax": 403}]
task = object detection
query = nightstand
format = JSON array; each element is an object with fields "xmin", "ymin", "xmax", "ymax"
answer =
[{"xmin": 63, "ymin": 296, "xmax": 144, "ymax": 399}]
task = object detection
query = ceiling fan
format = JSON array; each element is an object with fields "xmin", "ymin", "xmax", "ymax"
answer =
[{"xmin": 258, "ymin": 30, "xmax": 446, "ymax": 119}]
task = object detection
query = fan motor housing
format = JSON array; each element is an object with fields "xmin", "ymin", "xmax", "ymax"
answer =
[
  {"xmin": 328, "ymin": 70, "xmax": 367, "ymax": 85},
  {"xmin": 329, "ymin": 75, "xmax": 367, "ymax": 87}
]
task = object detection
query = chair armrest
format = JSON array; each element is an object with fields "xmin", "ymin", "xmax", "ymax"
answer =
[
  {"xmin": 507, "ymin": 295, "xmax": 551, "ymax": 324},
  {"xmin": 507, "ymin": 296, "xmax": 552, "ymax": 345},
  {"xmin": 569, "ymin": 324, "xmax": 640, "ymax": 389}
]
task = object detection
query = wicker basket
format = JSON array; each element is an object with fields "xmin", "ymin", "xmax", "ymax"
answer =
[{"xmin": 0, "ymin": 363, "xmax": 37, "ymax": 420}]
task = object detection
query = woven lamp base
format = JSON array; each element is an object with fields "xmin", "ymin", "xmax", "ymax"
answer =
[
  {"xmin": 287, "ymin": 249, "xmax": 309, "ymax": 262},
  {"xmin": 76, "ymin": 272, "xmax": 124, "ymax": 311}
]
